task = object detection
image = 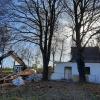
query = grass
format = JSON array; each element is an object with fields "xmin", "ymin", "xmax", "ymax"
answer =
[
  {"xmin": 0, "ymin": 81, "xmax": 100, "ymax": 100},
  {"xmin": 2, "ymin": 68, "xmax": 13, "ymax": 74}
]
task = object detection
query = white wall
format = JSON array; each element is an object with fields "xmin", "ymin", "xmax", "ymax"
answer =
[
  {"xmin": 51, "ymin": 62, "xmax": 76, "ymax": 80},
  {"xmin": 51, "ymin": 63, "xmax": 66, "ymax": 80},
  {"xmin": 51, "ymin": 62, "xmax": 100, "ymax": 83},
  {"xmin": 86, "ymin": 63, "xmax": 100, "ymax": 83}
]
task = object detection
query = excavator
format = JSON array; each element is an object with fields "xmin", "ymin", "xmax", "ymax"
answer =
[
  {"xmin": 0, "ymin": 51, "xmax": 36, "ymax": 84},
  {"xmin": 0, "ymin": 51, "xmax": 27, "ymax": 71}
]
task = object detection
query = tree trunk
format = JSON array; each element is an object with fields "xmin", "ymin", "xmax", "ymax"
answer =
[
  {"xmin": 52, "ymin": 52, "xmax": 55, "ymax": 71},
  {"xmin": 76, "ymin": 50, "xmax": 86, "ymax": 82},
  {"xmin": 0, "ymin": 59, "xmax": 2, "ymax": 73},
  {"xmin": 42, "ymin": 56, "xmax": 49, "ymax": 81}
]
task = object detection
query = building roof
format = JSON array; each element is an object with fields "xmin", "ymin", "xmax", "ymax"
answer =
[{"xmin": 71, "ymin": 47, "xmax": 100, "ymax": 63}]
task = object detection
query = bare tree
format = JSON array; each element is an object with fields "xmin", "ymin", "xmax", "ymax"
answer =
[
  {"xmin": 52, "ymin": 38, "xmax": 66, "ymax": 62},
  {"xmin": 63, "ymin": 0, "xmax": 100, "ymax": 82},
  {"xmin": 51, "ymin": 30, "xmax": 70, "ymax": 70},
  {"xmin": 0, "ymin": 25, "xmax": 12, "ymax": 71},
  {"xmin": 0, "ymin": 0, "xmax": 12, "ymax": 24},
  {"xmin": 10, "ymin": 0, "xmax": 63, "ymax": 80},
  {"xmin": 34, "ymin": 49, "xmax": 41, "ymax": 68},
  {"xmin": 0, "ymin": 25, "xmax": 12, "ymax": 51},
  {"xmin": 0, "ymin": 0, "xmax": 12, "ymax": 50},
  {"xmin": 0, "ymin": 0, "xmax": 14, "ymax": 73},
  {"xmin": 18, "ymin": 48, "xmax": 34, "ymax": 67},
  {"xmin": 51, "ymin": 35, "xmax": 59, "ymax": 70},
  {"xmin": 0, "ymin": 0, "xmax": 13, "ymax": 53},
  {"xmin": 59, "ymin": 39, "xmax": 65, "ymax": 62}
]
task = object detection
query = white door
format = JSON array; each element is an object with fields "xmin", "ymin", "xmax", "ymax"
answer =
[{"xmin": 64, "ymin": 67, "xmax": 72, "ymax": 80}]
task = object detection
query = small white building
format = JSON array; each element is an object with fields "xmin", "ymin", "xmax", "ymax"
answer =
[{"xmin": 51, "ymin": 47, "xmax": 100, "ymax": 83}]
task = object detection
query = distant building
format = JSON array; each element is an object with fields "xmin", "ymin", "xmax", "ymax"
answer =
[{"xmin": 51, "ymin": 47, "xmax": 100, "ymax": 83}]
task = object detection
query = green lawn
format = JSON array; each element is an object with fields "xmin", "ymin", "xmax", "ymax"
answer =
[{"xmin": 2, "ymin": 68, "xmax": 13, "ymax": 74}]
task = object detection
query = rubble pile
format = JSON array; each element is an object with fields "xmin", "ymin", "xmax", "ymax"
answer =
[{"xmin": 0, "ymin": 69, "xmax": 42, "ymax": 87}]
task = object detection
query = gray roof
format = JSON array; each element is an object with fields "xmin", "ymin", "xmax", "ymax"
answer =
[{"xmin": 71, "ymin": 47, "xmax": 100, "ymax": 63}]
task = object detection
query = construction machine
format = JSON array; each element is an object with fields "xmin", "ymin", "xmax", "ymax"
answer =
[{"xmin": 0, "ymin": 51, "xmax": 27, "ymax": 71}]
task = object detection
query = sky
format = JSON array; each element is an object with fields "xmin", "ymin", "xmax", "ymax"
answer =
[
  {"xmin": 0, "ymin": 1, "xmax": 72, "ymax": 68},
  {"xmin": 1, "ymin": 0, "xmax": 99, "ymax": 68},
  {"xmin": 1, "ymin": 26, "xmax": 72, "ymax": 68}
]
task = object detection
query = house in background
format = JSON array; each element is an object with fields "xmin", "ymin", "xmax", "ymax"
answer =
[{"xmin": 51, "ymin": 47, "xmax": 100, "ymax": 83}]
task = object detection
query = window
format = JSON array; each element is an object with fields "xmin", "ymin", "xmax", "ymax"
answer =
[
  {"xmin": 65, "ymin": 66, "xmax": 72, "ymax": 70},
  {"xmin": 85, "ymin": 67, "xmax": 90, "ymax": 75}
]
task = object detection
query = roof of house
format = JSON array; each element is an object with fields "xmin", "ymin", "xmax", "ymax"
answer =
[{"xmin": 71, "ymin": 47, "xmax": 100, "ymax": 63}]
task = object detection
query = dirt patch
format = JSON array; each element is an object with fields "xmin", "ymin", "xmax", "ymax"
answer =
[{"xmin": 0, "ymin": 81, "xmax": 99, "ymax": 100}]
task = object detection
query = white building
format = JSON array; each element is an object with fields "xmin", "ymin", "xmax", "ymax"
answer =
[{"xmin": 51, "ymin": 47, "xmax": 100, "ymax": 83}]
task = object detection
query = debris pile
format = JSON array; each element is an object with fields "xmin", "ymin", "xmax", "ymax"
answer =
[
  {"xmin": 12, "ymin": 76, "xmax": 24, "ymax": 86},
  {"xmin": 18, "ymin": 69, "xmax": 35, "ymax": 76},
  {"xmin": 0, "ymin": 69, "xmax": 42, "ymax": 87}
]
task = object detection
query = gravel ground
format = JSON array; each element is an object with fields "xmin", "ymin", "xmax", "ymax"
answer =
[{"xmin": 0, "ymin": 81, "xmax": 99, "ymax": 100}]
